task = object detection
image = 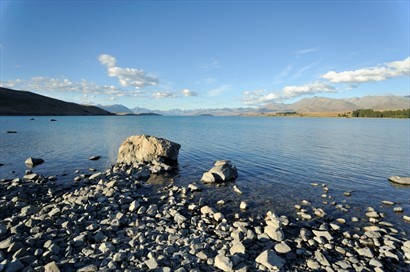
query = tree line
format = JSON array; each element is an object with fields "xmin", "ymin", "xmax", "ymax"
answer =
[{"xmin": 351, "ymin": 109, "xmax": 410, "ymax": 118}]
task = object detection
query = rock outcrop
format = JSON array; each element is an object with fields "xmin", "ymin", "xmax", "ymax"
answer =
[
  {"xmin": 117, "ymin": 135, "xmax": 181, "ymax": 166},
  {"xmin": 201, "ymin": 160, "xmax": 238, "ymax": 183}
]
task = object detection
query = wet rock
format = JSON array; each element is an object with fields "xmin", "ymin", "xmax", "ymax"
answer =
[
  {"xmin": 255, "ymin": 250, "xmax": 285, "ymax": 270},
  {"xmin": 403, "ymin": 215, "xmax": 410, "ymax": 222},
  {"xmin": 89, "ymin": 155, "xmax": 100, "ymax": 161},
  {"xmin": 388, "ymin": 176, "xmax": 410, "ymax": 185},
  {"xmin": 25, "ymin": 157, "xmax": 44, "ymax": 167},
  {"xmin": 117, "ymin": 134, "xmax": 180, "ymax": 165},
  {"xmin": 23, "ymin": 173, "xmax": 38, "ymax": 180},
  {"xmin": 239, "ymin": 201, "xmax": 247, "ymax": 210},
  {"xmin": 201, "ymin": 160, "xmax": 238, "ymax": 183},
  {"xmin": 393, "ymin": 207, "xmax": 403, "ymax": 212},
  {"xmin": 233, "ymin": 185, "xmax": 243, "ymax": 195},
  {"xmin": 89, "ymin": 172, "xmax": 102, "ymax": 180}
]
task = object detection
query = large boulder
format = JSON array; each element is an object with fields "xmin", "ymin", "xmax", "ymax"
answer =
[
  {"xmin": 117, "ymin": 135, "xmax": 181, "ymax": 165},
  {"xmin": 201, "ymin": 160, "xmax": 238, "ymax": 183}
]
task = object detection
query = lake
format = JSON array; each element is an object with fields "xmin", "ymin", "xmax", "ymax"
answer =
[{"xmin": 1, "ymin": 116, "xmax": 409, "ymax": 232}]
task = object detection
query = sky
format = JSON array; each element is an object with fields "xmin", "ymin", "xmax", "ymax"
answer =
[{"xmin": 0, "ymin": 0, "xmax": 409, "ymax": 110}]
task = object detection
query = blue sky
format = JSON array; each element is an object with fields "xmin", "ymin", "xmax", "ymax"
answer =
[{"xmin": 1, "ymin": 0, "xmax": 409, "ymax": 110}]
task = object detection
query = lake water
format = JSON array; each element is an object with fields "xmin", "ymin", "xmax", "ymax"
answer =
[{"xmin": 1, "ymin": 116, "xmax": 410, "ymax": 232}]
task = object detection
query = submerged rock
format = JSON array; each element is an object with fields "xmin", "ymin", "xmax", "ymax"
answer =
[
  {"xmin": 117, "ymin": 134, "xmax": 180, "ymax": 165},
  {"xmin": 25, "ymin": 157, "xmax": 44, "ymax": 167},
  {"xmin": 388, "ymin": 176, "xmax": 410, "ymax": 185},
  {"xmin": 201, "ymin": 160, "xmax": 238, "ymax": 183}
]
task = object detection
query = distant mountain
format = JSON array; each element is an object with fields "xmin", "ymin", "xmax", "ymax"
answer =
[
  {"xmin": 256, "ymin": 102, "xmax": 292, "ymax": 113},
  {"xmin": 98, "ymin": 104, "xmax": 134, "ymax": 114},
  {"xmin": 292, "ymin": 97, "xmax": 357, "ymax": 112},
  {"xmin": 343, "ymin": 96, "xmax": 410, "ymax": 111},
  {"xmin": 0, "ymin": 87, "xmax": 112, "ymax": 116},
  {"xmin": 132, "ymin": 107, "xmax": 156, "ymax": 114},
  {"xmin": 256, "ymin": 95, "xmax": 410, "ymax": 114}
]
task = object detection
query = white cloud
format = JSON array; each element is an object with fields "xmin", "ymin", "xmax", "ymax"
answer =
[
  {"xmin": 98, "ymin": 54, "xmax": 158, "ymax": 89},
  {"xmin": 321, "ymin": 57, "xmax": 410, "ymax": 83},
  {"xmin": 294, "ymin": 47, "xmax": 319, "ymax": 55},
  {"xmin": 181, "ymin": 89, "xmax": 198, "ymax": 97},
  {"xmin": 208, "ymin": 84, "xmax": 232, "ymax": 97},
  {"xmin": 98, "ymin": 54, "xmax": 116, "ymax": 68},
  {"xmin": 282, "ymin": 82, "xmax": 335, "ymax": 99},
  {"xmin": 152, "ymin": 91, "xmax": 179, "ymax": 99},
  {"xmin": 243, "ymin": 82, "xmax": 335, "ymax": 105},
  {"xmin": 0, "ymin": 77, "xmax": 144, "ymax": 98},
  {"xmin": 243, "ymin": 90, "xmax": 279, "ymax": 105}
]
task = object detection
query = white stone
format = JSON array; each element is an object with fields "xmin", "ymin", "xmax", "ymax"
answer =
[
  {"xmin": 255, "ymin": 250, "xmax": 285, "ymax": 270},
  {"xmin": 214, "ymin": 254, "xmax": 233, "ymax": 271},
  {"xmin": 264, "ymin": 226, "xmax": 284, "ymax": 242}
]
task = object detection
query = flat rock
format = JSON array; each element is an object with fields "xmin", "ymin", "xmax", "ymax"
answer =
[
  {"xmin": 89, "ymin": 155, "xmax": 100, "ymax": 161},
  {"xmin": 23, "ymin": 173, "xmax": 38, "ymax": 180},
  {"xmin": 264, "ymin": 226, "xmax": 284, "ymax": 242},
  {"xmin": 274, "ymin": 242, "xmax": 291, "ymax": 254},
  {"xmin": 388, "ymin": 176, "xmax": 410, "ymax": 185},
  {"xmin": 255, "ymin": 250, "xmax": 285, "ymax": 270}
]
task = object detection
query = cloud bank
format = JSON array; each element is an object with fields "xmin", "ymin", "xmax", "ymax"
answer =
[
  {"xmin": 321, "ymin": 57, "xmax": 410, "ymax": 83},
  {"xmin": 243, "ymin": 57, "xmax": 409, "ymax": 106},
  {"xmin": 243, "ymin": 82, "xmax": 335, "ymax": 105},
  {"xmin": 0, "ymin": 77, "xmax": 143, "ymax": 97},
  {"xmin": 98, "ymin": 54, "xmax": 158, "ymax": 89}
]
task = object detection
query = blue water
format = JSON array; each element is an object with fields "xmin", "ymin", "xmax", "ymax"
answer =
[{"xmin": 1, "ymin": 116, "xmax": 410, "ymax": 231}]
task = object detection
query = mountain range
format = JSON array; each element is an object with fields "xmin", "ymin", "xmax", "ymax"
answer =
[
  {"xmin": 1, "ymin": 87, "xmax": 409, "ymax": 116},
  {"xmin": 100, "ymin": 95, "xmax": 410, "ymax": 116}
]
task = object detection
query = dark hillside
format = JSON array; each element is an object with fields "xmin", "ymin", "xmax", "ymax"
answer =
[{"xmin": 0, "ymin": 87, "xmax": 112, "ymax": 116}]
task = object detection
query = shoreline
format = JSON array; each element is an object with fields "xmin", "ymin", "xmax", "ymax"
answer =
[{"xmin": 1, "ymin": 162, "xmax": 409, "ymax": 271}]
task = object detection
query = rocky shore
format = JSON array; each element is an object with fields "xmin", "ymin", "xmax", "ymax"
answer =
[{"xmin": 1, "ymin": 135, "xmax": 409, "ymax": 272}]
